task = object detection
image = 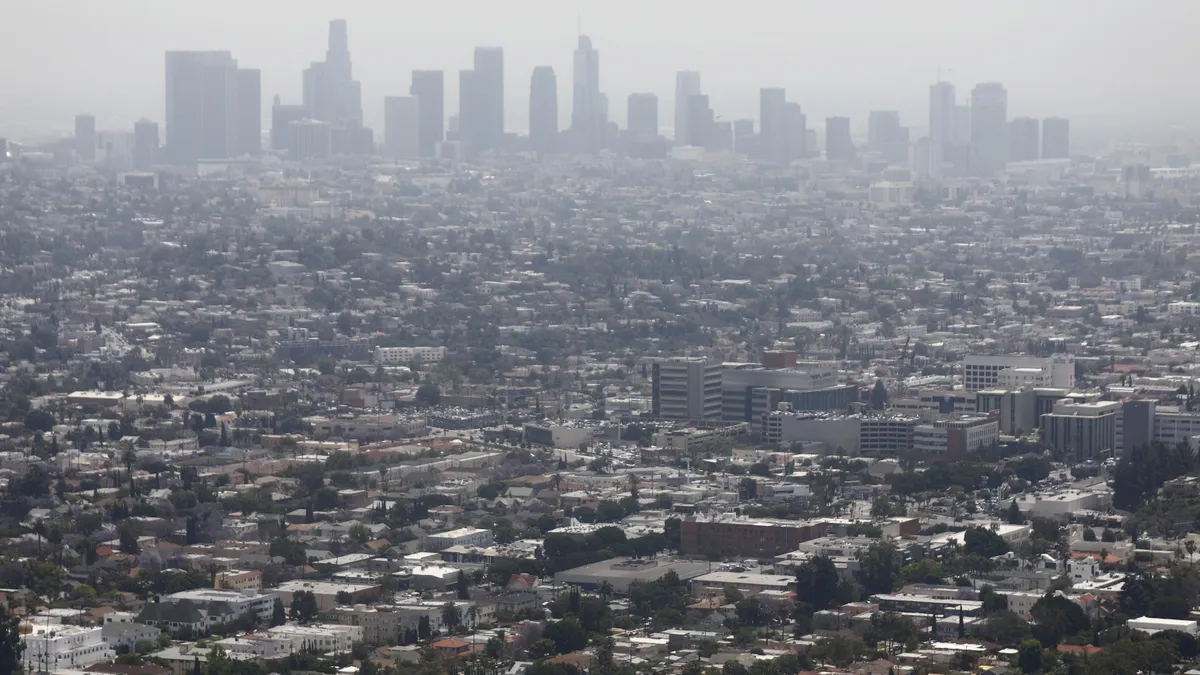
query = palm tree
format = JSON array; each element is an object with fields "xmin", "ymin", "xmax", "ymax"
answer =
[
  {"xmin": 31, "ymin": 520, "xmax": 44, "ymax": 556},
  {"xmin": 1187, "ymin": 540, "xmax": 1196, "ymax": 560},
  {"xmin": 597, "ymin": 581, "xmax": 614, "ymax": 603}
]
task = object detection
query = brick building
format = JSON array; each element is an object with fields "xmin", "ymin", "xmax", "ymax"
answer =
[{"xmin": 680, "ymin": 517, "xmax": 826, "ymax": 557}]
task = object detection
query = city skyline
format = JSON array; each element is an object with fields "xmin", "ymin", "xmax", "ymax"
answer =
[{"xmin": 2, "ymin": 0, "xmax": 1198, "ymax": 148}]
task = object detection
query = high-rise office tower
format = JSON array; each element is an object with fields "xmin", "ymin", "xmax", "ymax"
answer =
[
  {"xmin": 235, "ymin": 69, "xmax": 261, "ymax": 155},
  {"xmin": 473, "ymin": 47, "xmax": 505, "ymax": 152},
  {"xmin": 711, "ymin": 121, "xmax": 733, "ymax": 152},
  {"xmin": 970, "ymin": 82, "xmax": 1008, "ymax": 176},
  {"xmin": 133, "ymin": 119, "xmax": 159, "ymax": 170},
  {"xmin": 651, "ymin": 357, "xmax": 722, "ymax": 421},
  {"xmin": 867, "ymin": 110, "xmax": 900, "ymax": 151},
  {"xmin": 927, "ymin": 81, "xmax": 956, "ymax": 179},
  {"xmin": 685, "ymin": 94, "xmax": 713, "ymax": 148},
  {"xmin": 785, "ymin": 102, "xmax": 807, "ymax": 160},
  {"xmin": 331, "ymin": 122, "xmax": 374, "ymax": 155},
  {"xmin": 410, "ymin": 70, "xmax": 444, "ymax": 157},
  {"xmin": 759, "ymin": 88, "xmax": 788, "ymax": 162},
  {"xmin": 529, "ymin": 66, "xmax": 558, "ymax": 154},
  {"xmin": 732, "ymin": 119, "xmax": 755, "ymax": 155},
  {"xmin": 75, "ymin": 115, "xmax": 96, "ymax": 162},
  {"xmin": 953, "ymin": 105, "xmax": 971, "ymax": 145},
  {"xmin": 1041, "ymin": 117, "xmax": 1070, "ymax": 159},
  {"xmin": 1008, "ymin": 116, "xmax": 1040, "ymax": 162},
  {"xmin": 674, "ymin": 71, "xmax": 701, "ymax": 144},
  {"xmin": 271, "ymin": 99, "xmax": 309, "ymax": 151},
  {"xmin": 287, "ymin": 119, "xmax": 332, "ymax": 159},
  {"xmin": 458, "ymin": 69, "xmax": 477, "ymax": 147},
  {"xmin": 303, "ymin": 19, "xmax": 363, "ymax": 127},
  {"xmin": 165, "ymin": 50, "xmax": 248, "ymax": 163},
  {"xmin": 384, "ymin": 96, "xmax": 420, "ymax": 158},
  {"xmin": 571, "ymin": 35, "xmax": 603, "ymax": 151},
  {"xmin": 627, "ymin": 93, "xmax": 659, "ymax": 139},
  {"xmin": 825, "ymin": 116, "xmax": 855, "ymax": 162}
]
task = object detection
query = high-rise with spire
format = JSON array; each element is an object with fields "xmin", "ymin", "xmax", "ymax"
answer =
[
  {"xmin": 571, "ymin": 35, "xmax": 603, "ymax": 151},
  {"xmin": 303, "ymin": 19, "xmax": 363, "ymax": 128}
]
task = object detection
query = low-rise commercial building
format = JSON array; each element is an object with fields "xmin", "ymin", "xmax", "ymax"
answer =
[{"xmin": 680, "ymin": 516, "xmax": 825, "ymax": 557}]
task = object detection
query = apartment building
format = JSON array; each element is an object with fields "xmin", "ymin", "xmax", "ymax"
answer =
[{"xmin": 375, "ymin": 346, "xmax": 447, "ymax": 365}]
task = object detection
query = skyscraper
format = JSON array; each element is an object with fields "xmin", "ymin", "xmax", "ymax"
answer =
[
  {"xmin": 303, "ymin": 19, "xmax": 363, "ymax": 128},
  {"xmin": 529, "ymin": 66, "xmax": 558, "ymax": 154},
  {"xmin": 384, "ymin": 96, "xmax": 420, "ymax": 158},
  {"xmin": 133, "ymin": 119, "xmax": 159, "ymax": 170},
  {"xmin": 235, "ymin": 69, "xmax": 261, "ymax": 156},
  {"xmin": 271, "ymin": 100, "xmax": 309, "ymax": 151},
  {"xmin": 674, "ymin": 71, "xmax": 701, "ymax": 144},
  {"xmin": 732, "ymin": 119, "xmax": 755, "ymax": 155},
  {"xmin": 1041, "ymin": 117, "xmax": 1070, "ymax": 159},
  {"xmin": 627, "ymin": 93, "xmax": 659, "ymax": 140},
  {"xmin": 571, "ymin": 36, "xmax": 602, "ymax": 151},
  {"xmin": 785, "ymin": 102, "xmax": 807, "ymax": 160},
  {"xmin": 473, "ymin": 47, "xmax": 505, "ymax": 152},
  {"xmin": 410, "ymin": 71, "xmax": 444, "ymax": 157},
  {"xmin": 287, "ymin": 119, "xmax": 332, "ymax": 159},
  {"xmin": 458, "ymin": 69, "xmax": 477, "ymax": 147},
  {"xmin": 927, "ymin": 81, "xmax": 956, "ymax": 179},
  {"xmin": 74, "ymin": 115, "xmax": 96, "ymax": 162},
  {"xmin": 685, "ymin": 94, "xmax": 713, "ymax": 148},
  {"xmin": 825, "ymin": 117, "xmax": 855, "ymax": 162},
  {"xmin": 1008, "ymin": 116, "xmax": 1040, "ymax": 162},
  {"xmin": 867, "ymin": 110, "xmax": 900, "ymax": 151},
  {"xmin": 759, "ymin": 88, "xmax": 788, "ymax": 163},
  {"xmin": 165, "ymin": 50, "xmax": 248, "ymax": 163},
  {"xmin": 970, "ymin": 82, "xmax": 1008, "ymax": 176}
]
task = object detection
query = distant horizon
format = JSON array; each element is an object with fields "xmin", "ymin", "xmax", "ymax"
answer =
[{"xmin": 2, "ymin": 0, "xmax": 1198, "ymax": 152}]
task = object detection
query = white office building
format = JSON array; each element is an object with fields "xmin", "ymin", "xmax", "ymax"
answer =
[{"xmin": 962, "ymin": 354, "xmax": 1075, "ymax": 392}]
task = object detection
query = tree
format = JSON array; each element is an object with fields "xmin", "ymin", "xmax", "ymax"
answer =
[
  {"xmin": 869, "ymin": 379, "xmax": 888, "ymax": 410},
  {"xmin": 1017, "ymin": 639, "xmax": 1043, "ymax": 673},
  {"xmin": 441, "ymin": 602, "xmax": 461, "ymax": 632},
  {"xmin": 964, "ymin": 526, "xmax": 1009, "ymax": 558},
  {"xmin": 289, "ymin": 591, "xmax": 318, "ymax": 623},
  {"xmin": 23, "ymin": 409, "xmax": 55, "ymax": 433},
  {"xmin": 456, "ymin": 570, "xmax": 471, "ymax": 600},
  {"xmin": 543, "ymin": 617, "xmax": 588, "ymax": 655},
  {"xmin": 795, "ymin": 555, "xmax": 840, "ymax": 611},
  {"xmin": 856, "ymin": 542, "xmax": 901, "ymax": 595},
  {"xmin": 416, "ymin": 383, "xmax": 441, "ymax": 406},
  {"xmin": 1006, "ymin": 500, "xmax": 1025, "ymax": 525},
  {"xmin": 1029, "ymin": 594, "xmax": 1088, "ymax": 646},
  {"xmin": 0, "ymin": 604, "xmax": 24, "ymax": 674},
  {"xmin": 348, "ymin": 523, "xmax": 371, "ymax": 547},
  {"xmin": 271, "ymin": 598, "xmax": 286, "ymax": 627}
]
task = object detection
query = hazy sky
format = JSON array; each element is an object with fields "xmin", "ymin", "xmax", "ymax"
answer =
[{"xmin": 2, "ymin": 0, "xmax": 1197, "ymax": 144}]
